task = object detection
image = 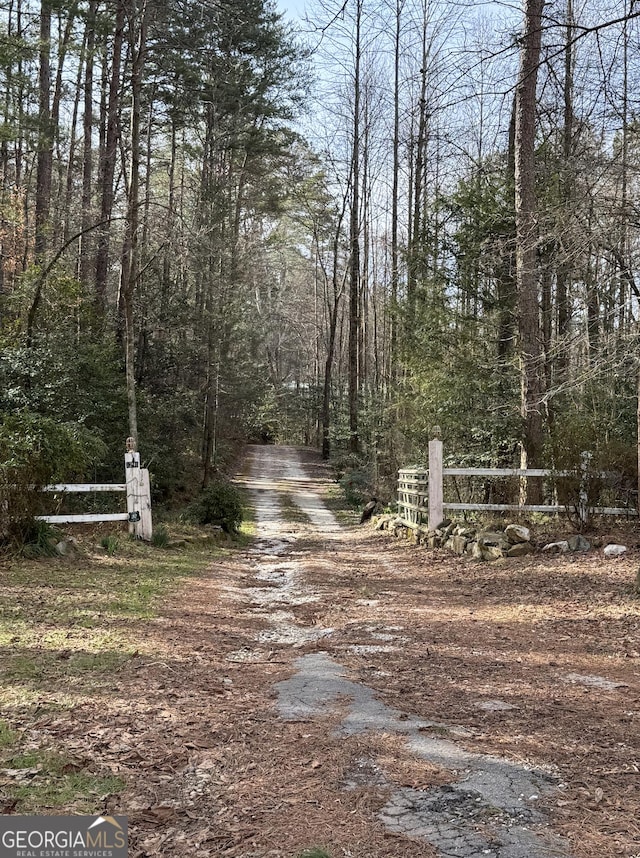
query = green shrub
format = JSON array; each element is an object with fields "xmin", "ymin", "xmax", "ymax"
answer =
[
  {"xmin": 186, "ymin": 481, "xmax": 244, "ymax": 533},
  {"xmin": 545, "ymin": 411, "xmax": 637, "ymax": 525},
  {"xmin": 342, "ymin": 468, "xmax": 371, "ymax": 506},
  {"xmin": 0, "ymin": 410, "xmax": 106, "ymax": 547},
  {"xmin": 19, "ymin": 520, "xmax": 61, "ymax": 558},
  {"xmin": 151, "ymin": 524, "xmax": 170, "ymax": 548},
  {"xmin": 99, "ymin": 534, "xmax": 120, "ymax": 555}
]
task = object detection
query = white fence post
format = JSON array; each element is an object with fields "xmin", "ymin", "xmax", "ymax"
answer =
[
  {"xmin": 579, "ymin": 450, "xmax": 592, "ymax": 528},
  {"xmin": 139, "ymin": 467, "xmax": 153, "ymax": 541},
  {"xmin": 124, "ymin": 438, "xmax": 152, "ymax": 541},
  {"xmin": 428, "ymin": 436, "xmax": 443, "ymax": 530}
]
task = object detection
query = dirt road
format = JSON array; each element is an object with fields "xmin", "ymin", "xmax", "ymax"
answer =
[
  {"xmin": 111, "ymin": 445, "xmax": 638, "ymax": 857},
  {"xmin": 229, "ymin": 447, "xmax": 566, "ymax": 858}
]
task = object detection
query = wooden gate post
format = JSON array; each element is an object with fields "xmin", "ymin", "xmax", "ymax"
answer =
[
  {"xmin": 578, "ymin": 450, "xmax": 592, "ymax": 528},
  {"xmin": 139, "ymin": 467, "xmax": 153, "ymax": 541},
  {"xmin": 124, "ymin": 440, "xmax": 153, "ymax": 541},
  {"xmin": 428, "ymin": 436, "xmax": 443, "ymax": 530}
]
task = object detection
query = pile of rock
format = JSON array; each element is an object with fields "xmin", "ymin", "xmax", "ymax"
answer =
[
  {"xmin": 375, "ymin": 516, "xmax": 534, "ymax": 560},
  {"xmin": 373, "ymin": 515, "xmax": 629, "ymax": 562},
  {"xmin": 427, "ymin": 521, "xmax": 534, "ymax": 561}
]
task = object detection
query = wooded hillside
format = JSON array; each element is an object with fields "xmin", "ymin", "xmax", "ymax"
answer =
[{"xmin": 0, "ymin": 0, "xmax": 638, "ymax": 522}]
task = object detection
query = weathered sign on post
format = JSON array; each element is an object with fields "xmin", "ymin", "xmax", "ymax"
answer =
[{"xmin": 125, "ymin": 438, "xmax": 153, "ymax": 540}]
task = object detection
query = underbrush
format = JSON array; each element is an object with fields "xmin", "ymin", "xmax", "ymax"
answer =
[{"xmin": 185, "ymin": 480, "xmax": 244, "ymax": 534}]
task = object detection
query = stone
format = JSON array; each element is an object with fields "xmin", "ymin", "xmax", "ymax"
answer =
[
  {"xmin": 477, "ymin": 699, "xmax": 518, "ymax": 711},
  {"xmin": 449, "ymin": 535, "xmax": 468, "ymax": 555},
  {"xmin": 55, "ymin": 537, "xmax": 80, "ymax": 557},
  {"xmin": 415, "ymin": 528, "xmax": 429, "ymax": 545},
  {"xmin": 471, "ymin": 542, "xmax": 484, "ymax": 560},
  {"xmin": 375, "ymin": 515, "xmax": 393, "ymax": 530},
  {"xmin": 477, "ymin": 531, "xmax": 509, "ymax": 549},
  {"xmin": 567, "ymin": 534, "xmax": 591, "ymax": 552},
  {"xmin": 477, "ymin": 531, "xmax": 504, "ymax": 545},
  {"xmin": 505, "ymin": 524, "xmax": 531, "ymax": 544},
  {"xmin": 506, "ymin": 542, "xmax": 534, "ymax": 557},
  {"xmin": 456, "ymin": 526, "xmax": 476, "ymax": 539},
  {"xmin": 428, "ymin": 536, "xmax": 439, "ymax": 549},
  {"xmin": 603, "ymin": 543, "xmax": 627, "ymax": 557},
  {"xmin": 564, "ymin": 672, "xmax": 627, "ymax": 691},
  {"xmin": 442, "ymin": 522, "xmax": 456, "ymax": 540},
  {"xmin": 481, "ymin": 546, "xmax": 504, "ymax": 561},
  {"xmin": 542, "ymin": 541, "xmax": 570, "ymax": 554}
]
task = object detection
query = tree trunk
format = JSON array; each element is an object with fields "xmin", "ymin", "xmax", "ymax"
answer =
[
  {"xmin": 348, "ymin": 0, "xmax": 362, "ymax": 455},
  {"xmin": 321, "ymin": 226, "xmax": 346, "ymax": 460},
  {"xmin": 407, "ymin": 31, "xmax": 428, "ymax": 319},
  {"xmin": 50, "ymin": 1, "xmax": 78, "ymax": 248},
  {"xmin": 637, "ymin": 364, "xmax": 640, "ymax": 514},
  {"xmin": 497, "ymin": 96, "xmax": 517, "ymax": 364},
  {"xmin": 390, "ymin": 0, "xmax": 403, "ymax": 384},
  {"xmin": 119, "ymin": 0, "xmax": 147, "ymax": 449},
  {"xmin": 618, "ymin": 4, "xmax": 629, "ymax": 338},
  {"xmin": 555, "ymin": 0, "xmax": 574, "ymax": 381},
  {"xmin": 26, "ymin": 0, "xmax": 53, "ymax": 343},
  {"xmin": 34, "ymin": 0, "xmax": 52, "ymax": 263},
  {"xmin": 63, "ymin": 30, "xmax": 85, "ymax": 245},
  {"xmin": 95, "ymin": 0, "xmax": 126, "ymax": 314},
  {"xmin": 514, "ymin": 0, "xmax": 545, "ymax": 499},
  {"xmin": 80, "ymin": 0, "xmax": 97, "ymax": 287}
]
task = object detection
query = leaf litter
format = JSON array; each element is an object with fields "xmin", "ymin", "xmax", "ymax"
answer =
[{"xmin": 0, "ymin": 447, "xmax": 639, "ymax": 857}]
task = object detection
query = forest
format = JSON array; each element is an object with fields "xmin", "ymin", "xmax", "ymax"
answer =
[{"xmin": 0, "ymin": 0, "xmax": 639, "ymax": 537}]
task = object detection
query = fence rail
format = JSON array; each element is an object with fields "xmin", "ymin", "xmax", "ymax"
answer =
[
  {"xmin": 43, "ymin": 484, "xmax": 127, "ymax": 493},
  {"xmin": 397, "ymin": 439, "xmax": 638, "ymax": 529},
  {"xmin": 33, "ymin": 449, "xmax": 152, "ymax": 540},
  {"xmin": 42, "ymin": 513, "xmax": 130, "ymax": 524}
]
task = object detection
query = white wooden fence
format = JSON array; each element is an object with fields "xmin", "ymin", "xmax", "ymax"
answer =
[
  {"xmin": 36, "ymin": 450, "xmax": 152, "ymax": 540},
  {"xmin": 398, "ymin": 438, "xmax": 638, "ymax": 530}
]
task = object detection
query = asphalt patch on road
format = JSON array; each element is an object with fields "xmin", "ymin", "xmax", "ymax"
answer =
[{"xmin": 275, "ymin": 652, "xmax": 569, "ymax": 858}]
